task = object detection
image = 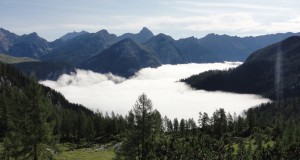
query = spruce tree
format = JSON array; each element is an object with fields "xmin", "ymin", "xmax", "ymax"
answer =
[
  {"xmin": 119, "ymin": 93, "xmax": 155, "ymax": 160},
  {"xmin": 3, "ymin": 80, "xmax": 57, "ymax": 159}
]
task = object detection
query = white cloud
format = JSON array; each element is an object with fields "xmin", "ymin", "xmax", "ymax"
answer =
[
  {"xmin": 173, "ymin": 1, "xmax": 290, "ymax": 11},
  {"xmin": 267, "ymin": 17, "xmax": 300, "ymax": 33},
  {"xmin": 40, "ymin": 62, "xmax": 270, "ymax": 120},
  {"xmin": 1, "ymin": 0, "xmax": 300, "ymax": 41}
]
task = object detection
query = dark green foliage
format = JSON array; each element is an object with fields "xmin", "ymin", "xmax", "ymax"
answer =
[
  {"xmin": 116, "ymin": 94, "xmax": 300, "ymax": 159},
  {"xmin": 0, "ymin": 63, "xmax": 128, "ymax": 159},
  {"xmin": 1, "ymin": 61, "xmax": 300, "ymax": 159},
  {"xmin": 119, "ymin": 93, "xmax": 163, "ymax": 160},
  {"xmin": 3, "ymin": 80, "xmax": 58, "ymax": 159},
  {"xmin": 183, "ymin": 36, "xmax": 300, "ymax": 100}
]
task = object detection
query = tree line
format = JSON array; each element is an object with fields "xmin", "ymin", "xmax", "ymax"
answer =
[
  {"xmin": 117, "ymin": 94, "xmax": 300, "ymax": 160},
  {"xmin": 0, "ymin": 63, "xmax": 128, "ymax": 159}
]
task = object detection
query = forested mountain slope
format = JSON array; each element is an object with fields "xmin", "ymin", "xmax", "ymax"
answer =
[
  {"xmin": 183, "ymin": 36, "xmax": 300, "ymax": 100},
  {"xmin": 0, "ymin": 62, "xmax": 127, "ymax": 159}
]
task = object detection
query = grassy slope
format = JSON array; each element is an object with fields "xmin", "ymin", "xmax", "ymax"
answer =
[
  {"xmin": 0, "ymin": 54, "xmax": 38, "ymax": 63},
  {"xmin": 0, "ymin": 143, "xmax": 3, "ymax": 153},
  {"xmin": 55, "ymin": 143, "xmax": 116, "ymax": 160}
]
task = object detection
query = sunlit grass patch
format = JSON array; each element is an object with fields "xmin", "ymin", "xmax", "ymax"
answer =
[{"xmin": 55, "ymin": 143, "xmax": 116, "ymax": 160}]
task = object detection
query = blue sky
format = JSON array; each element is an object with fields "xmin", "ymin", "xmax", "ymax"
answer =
[{"xmin": 1, "ymin": 0, "xmax": 300, "ymax": 41}]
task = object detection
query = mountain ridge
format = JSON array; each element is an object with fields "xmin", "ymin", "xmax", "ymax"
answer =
[
  {"xmin": 59, "ymin": 30, "xmax": 89, "ymax": 41},
  {"xmin": 2, "ymin": 27, "xmax": 300, "ymax": 78},
  {"xmin": 117, "ymin": 27, "xmax": 154, "ymax": 44}
]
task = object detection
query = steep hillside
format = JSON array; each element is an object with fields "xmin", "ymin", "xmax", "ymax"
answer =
[
  {"xmin": 0, "ymin": 28, "xmax": 19, "ymax": 53},
  {"xmin": 13, "ymin": 61, "xmax": 76, "ymax": 80},
  {"xmin": 183, "ymin": 36, "xmax": 300, "ymax": 100},
  {"xmin": 9, "ymin": 32, "xmax": 50, "ymax": 59},
  {"xmin": 81, "ymin": 39, "xmax": 160, "ymax": 77},
  {"xmin": 42, "ymin": 30, "xmax": 117, "ymax": 65},
  {"xmin": 175, "ymin": 37, "xmax": 216, "ymax": 63},
  {"xmin": 143, "ymin": 34, "xmax": 183, "ymax": 64},
  {"xmin": 0, "ymin": 62, "xmax": 91, "ymax": 113}
]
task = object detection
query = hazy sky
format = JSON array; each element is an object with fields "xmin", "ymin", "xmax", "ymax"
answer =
[
  {"xmin": 1, "ymin": 0, "xmax": 300, "ymax": 41},
  {"xmin": 40, "ymin": 63, "xmax": 270, "ymax": 120}
]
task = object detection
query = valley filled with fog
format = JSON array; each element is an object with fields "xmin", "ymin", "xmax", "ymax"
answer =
[{"xmin": 40, "ymin": 62, "xmax": 270, "ymax": 120}]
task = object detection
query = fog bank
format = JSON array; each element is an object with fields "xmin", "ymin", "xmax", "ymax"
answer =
[{"xmin": 40, "ymin": 62, "xmax": 270, "ymax": 120}]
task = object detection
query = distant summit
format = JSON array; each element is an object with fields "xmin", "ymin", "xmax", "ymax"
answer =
[
  {"xmin": 9, "ymin": 32, "xmax": 50, "ymax": 59},
  {"xmin": 117, "ymin": 27, "xmax": 154, "ymax": 43},
  {"xmin": 139, "ymin": 27, "xmax": 154, "ymax": 37},
  {"xmin": 0, "ymin": 28, "xmax": 19, "ymax": 53},
  {"xmin": 42, "ymin": 29, "xmax": 117, "ymax": 65},
  {"xmin": 59, "ymin": 30, "xmax": 89, "ymax": 41}
]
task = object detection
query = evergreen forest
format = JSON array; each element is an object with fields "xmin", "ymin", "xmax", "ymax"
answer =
[{"xmin": 0, "ymin": 62, "xmax": 300, "ymax": 159}]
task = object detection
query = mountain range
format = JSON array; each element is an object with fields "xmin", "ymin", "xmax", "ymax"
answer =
[
  {"xmin": 1, "ymin": 27, "xmax": 300, "ymax": 78},
  {"xmin": 183, "ymin": 36, "xmax": 300, "ymax": 100}
]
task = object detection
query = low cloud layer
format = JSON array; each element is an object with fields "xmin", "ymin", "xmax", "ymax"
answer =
[{"xmin": 40, "ymin": 62, "xmax": 270, "ymax": 120}]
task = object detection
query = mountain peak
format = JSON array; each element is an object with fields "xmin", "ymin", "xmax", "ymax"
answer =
[
  {"xmin": 59, "ymin": 30, "xmax": 89, "ymax": 41},
  {"xmin": 139, "ymin": 27, "xmax": 152, "ymax": 34},
  {"xmin": 0, "ymin": 28, "xmax": 14, "ymax": 36},
  {"xmin": 96, "ymin": 29, "xmax": 109, "ymax": 35},
  {"xmin": 153, "ymin": 33, "xmax": 174, "ymax": 41},
  {"xmin": 0, "ymin": 28, "xmax": 6, "ymax": 32},
  {"xmin": 117, "ymin": 27, "xmax": 154, "ymax": 44},
  {"xmin": 28, "ymin": 32, "xmax": 39, "ymax": 37}
]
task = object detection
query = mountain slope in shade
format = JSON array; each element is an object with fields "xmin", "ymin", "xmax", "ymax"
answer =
[
  {"xmin": 59, "ymin": 30, "xmax": 89, "ymax": 41},
  {"xmin": 183, "ymin": 36, "xmax": 300, "ymax": 100},
  {"xmin": 9, "ymin": 32, "xmax": 50, "ymax": 59},
  {"xmin": 175, "ymin": 37, "xmax": 216, "ymax": 63},
  {"xmin": 0, "ymin": 62, "xmax": 93, "ymax": 116},
  {"xmin": 117, "ymin": 27, "xmax": 154, "ymax": 44},
  {"xmin": 143, "ymin": 33, "xmax": 183, "ymax": 64},
  {"xmin": 0, "ymin": 28, "xmax": 19, "ymax": 53},
  {"xmin": 13, "ymin": 61, "xmax": 76, "ymax": 80},
  {"xmin": 81, "ymin": 38, "xmax": 160, "ymax": 77},
  {"xmin": 42, "ymin": 30, "xmax": 117, "ymax": 66}
]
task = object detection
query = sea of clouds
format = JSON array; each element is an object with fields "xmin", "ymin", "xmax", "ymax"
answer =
[{"xmin": 40, "ymin": 62, "xmax": 270, "ymax": 120}]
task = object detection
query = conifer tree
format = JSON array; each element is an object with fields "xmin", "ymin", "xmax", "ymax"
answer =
[
  {"xmin": 3, "ymin": 80, "xmax": 57, "ymax": 159},
  {"xmin": 119, "ymin": 93, "xmax": 156, "ymax": 160}
]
